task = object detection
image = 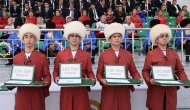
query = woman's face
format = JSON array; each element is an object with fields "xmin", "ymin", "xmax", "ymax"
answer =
[
  {"xmin": 55, "ymin": 10, "xmax": 61, "ymax": 16},
  {"xmin": 183, "ymin": 6, "xmax": 187, "ymax": 11},
  {"xmin": 107, "ymin": 9, "xmax": 112, "ymax": 15},
  {"xmin": 82, "ymin": 10, "xmax": 87, "ymax": 16},
  {"xmin": 133, "ymin": 9, "xmax": 137, "ymax": 15},
  {"xmin": 180, "ymin": 11, "xmax": 185, "ymax": 16},
  {"xmin": 29, "ymin": 11, "xmax": 34, "ymax": 17},
  {"xmin": 158, "ymin": 10, "xmax": 163, "ymax": 16}
]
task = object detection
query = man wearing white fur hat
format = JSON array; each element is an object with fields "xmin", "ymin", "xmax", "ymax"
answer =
[
  {"xmin": 142, "ymin": 24, "xmax": 189, "ymax": 110},
  {"xmin": 53, "ymin": 21, "xmax": 96, "ymax": 110},
  {"xmin": 11, "ymin": 23, "xmax": 51, "ymax": 110},
  {"xmin": 96, "ymin": 23, "xmax": 142, "ymax": 110}
]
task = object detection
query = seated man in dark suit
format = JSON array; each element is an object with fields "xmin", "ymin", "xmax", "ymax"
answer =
[
  {"xmin": 64, "ymin": 3, "xmax": 80, "ymax": 21},
  {"xmin": 10, "ymin": 1, "xmax": 21, "ymax": 18},
  {"xmin": 33, "ymin": 0, "xmax": 44, "ymax": 17},
  {"xmin": 89, "ymin": 2, "xmax": 101, "ymax": 23},
  {"xmin": 169, "ymin": 0, "xmax": 181, "ymax": 17},
  {"xmin": 42, "ymin": 1, "xmax": 54, "ymax": 22}
]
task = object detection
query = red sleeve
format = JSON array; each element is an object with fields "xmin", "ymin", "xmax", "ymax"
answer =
[
  {"xmin": 96, "ymin": 53, "xmax": 104, "ymax": 82},
  {"xmin": 42, "ymin": 56, "xmax": 51, "ymax": 86},
  {"xmin": 176, "ymin": 18, "xmax": 181, "ymax": 24},
  {"xmin": 33, "ymin": 17, "xmax": 37, "ymax": 24},
  {"xmin": 142, "ymin": 52, "xmax": 153, "ymax": 85},
  {"xmin": 164, "ymin": 17, "xmax": 168, "ymax": 25},
  {"xmin": 137, "ymin": 16, "xmax": 142, "ymax": 28},
  {"xmin": 53, "ymin": 52, "xmax": 60, "ymax": 79},
  {"xmin": 86, "ymin": 53, "xmax": 95, "ymax": 79},
  {"xmin": 130, "ymin": 16, "xmax": 135, "ymax": 24}
]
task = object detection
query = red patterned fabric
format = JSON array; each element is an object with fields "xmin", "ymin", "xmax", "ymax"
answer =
[
  {"xmin": 53, "ymin": 47, "xmax": 95, "ymax": 110},
  {"xmin": 0, "ymin": 17, "xmax": 8, "ymax": 29},
  {"xmin": 79, "ymin": 16, "xmax": 91, "ymax": 23},
  {"xmin": 157, "ymin": 15, "xmax": 168, "ymax": 25},
  {"xmin": 13, "ymin": 50, "xmax": 51, "ymax": 110},
  {"xmin": 142, "ymin": 47, "xmax": 188, "ymax": 110},
  {"xmin": 51, "ymin": 16, "xmax": 65, "ymax": 29},
  {"xmin": 96, "ymin": 48, "xmax": 141, "ymax": 110},
  {"xmin": 25, "ymin": 16, "xmax": 37, "ymax": 24},
  {"xmin": 130, "ymin": 14, "xmax": 142, "ymax": 28}
]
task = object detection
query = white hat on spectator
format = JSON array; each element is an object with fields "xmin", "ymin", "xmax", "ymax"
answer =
[
  {"xmin": 66, "ymin": 16, "xmax": 72, "ymax": 20},
  {"xmin": 150, "ymin": 24, "xmax": 171, "ymax": 45},
  {"xmin": 19, "ymin": 23, "xmax": 41, "ymax": 41},
  {"xmin": 104, "ymin": 23, "xmax": 125, "ymax": 41},
  {"xmin": 64, "ymin": 21, "xmax": 86, "ymax": 40}
]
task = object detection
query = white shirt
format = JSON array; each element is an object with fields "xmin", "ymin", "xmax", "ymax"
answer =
[
  {"xmin": 93, "ymin": 9, "xmax": 99, "ymax": 20},
  {"xmin": 4, "ymin": 25, "xmax": 15, "ymax": 34},
  {"xmin": 25, "ymin": 52, "xmax": 31, "ymax": 59},
  {"xmin": 123, "ymin": 23, "xmax": 136, "ymax": 33},
  {"xmin": 174, "ymin": 4, "xmax": 179, "ymax": 13},
  {"xmin": 71, "ymin": 50, "xmax": 77, "ymax": 59},
  {"xmin": 69, "ymin": 10, "xmax": 74, "ymax": 19},
  {"xmin": 38, "ymin": 6, "xmax": 41, "ymax": 11},
  {"xmin": 96, "ymin": 21, "xmax": 108, "ymax": 32},
  {"xmin": 114, "ymin": 50, "xmax": 119, "ymax": 57},
  {"xmin": 37, "ymin": 24, "xmax": 46, "ymax": 29},
  {"xmin": 162, "ymin": 50, "xmax": 166, "ymax": 56}
]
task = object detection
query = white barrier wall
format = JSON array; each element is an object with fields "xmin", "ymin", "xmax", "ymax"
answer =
[{"xmin": 0, "ymin": 83, "xmax": 148, "ymax": 110}]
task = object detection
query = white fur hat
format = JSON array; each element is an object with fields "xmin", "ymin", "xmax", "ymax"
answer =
[
  {"xmin": 64, "ymin": 21, "xmax": 86, "ymax": 40},
  {"xmin": 19, "ymin": 23, "xmax": 41, "ymax": 41},
  {"xmin": 150, "ymin": 24, "xmax": 172, "ymax": 45},
  {"xmin": 104, "ymin": 23, "xmax": 125, "ymax": 40}
]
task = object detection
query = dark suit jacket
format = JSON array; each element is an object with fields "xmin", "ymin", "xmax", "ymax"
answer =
[
  {"xmin": 96, "ymin": 1, "xmax": 109, "ymax": 16},
  {"xmin": 10, "ymin": 5, "xmax": 21, "ymax": 17},
  {"xmin": 169, "ymin": 4, "xmax": 181, "ymax": 17},
  {"xmin": 88, "ymin": 8, "xmax": 101, "ymax": 22},
  {"xmin": 125, "ymin": 1, "xmax": 135, "ymax": 15},
  {"xmin": 23, "ymin": 8, "xmax": 32, "ymax": 17},
  {"xmin": 141, "ymin": 2, "xmax": 157, "ymax": 16},
  {"xmin": 64, "ymin": 9, "xmax": 80, "ymax": 20},
  {"xmin": 81, "ymin": 0, "xmax": 90, "ymax": 11},
  {"xmin": 34, "ymin": 5, "xmax": 44, "ymax": 17},
  {"xmin": 41, "ymin": 7, "xmax": 54, "ymax": 21}
]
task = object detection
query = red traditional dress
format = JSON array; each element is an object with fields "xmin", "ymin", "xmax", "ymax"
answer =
[
  {"xmin": 53, "ymin": 47, "xmax": 95, "ymax": 110},
  {"xmin": 13, "ymin": 50, "xmax": 51, "ymax": 110},
  {"xmin": 157, "ymin": 15, "xmax": 168, "ymax": 25},
  {"xmin": 79, "ymin": 16, "xmax": 91, "ymax": 23},
  {"xmin": 25, "ymin": 16, "xmax": 37, "ymax": 24},
  {"xmin": 51, "ymin": 16, "xmax": 65, "ymax": 29},
  {"xmin": 176, "ymin": 15, "xmax": 186, "ymax": 25},
  {"xmin": 142, "ymin": 47, "xmax": 188, "ymax": 110},
  {"xmin": 96, "ymin": 48, "xmax": 141, "ymax": 110},
  {"xmin": 130, "ymin": 14, "xmax": 142, "ymax": 28},
  {"xmin": 0, "ymin": 16, "xmax": 8, "ymax": 29}
]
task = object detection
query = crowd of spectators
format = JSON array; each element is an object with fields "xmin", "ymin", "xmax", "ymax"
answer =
[{"xmin": 0, "ymin": 0, "xmax": 190, "ymax": 64}]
